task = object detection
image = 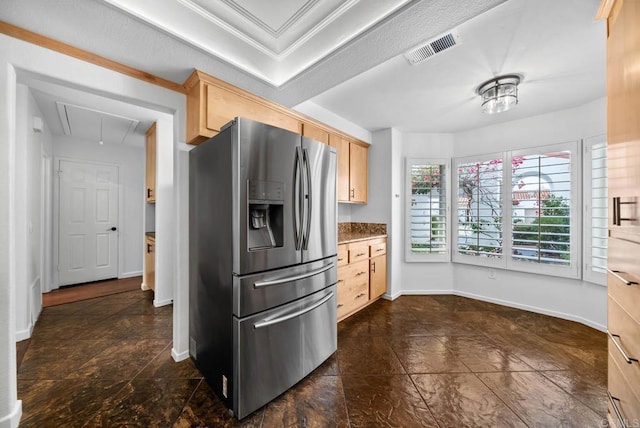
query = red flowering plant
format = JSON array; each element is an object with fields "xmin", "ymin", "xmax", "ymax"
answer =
[
  {"xmin": 411, "ymin": 164, "xmax": 443, "ymax": 195},
  {"xmin": 457, "ymin": 156, "xmax": 524, "ymax": 256}
]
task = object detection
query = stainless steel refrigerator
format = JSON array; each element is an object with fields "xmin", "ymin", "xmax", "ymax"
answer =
[{"xmin": 189, "ymin": 117, "xmax": 338, "ymax": 419}]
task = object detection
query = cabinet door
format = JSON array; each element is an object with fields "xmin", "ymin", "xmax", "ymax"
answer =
[
  {"xmin": 329, "ymin": 134, "xmax": 350, "ymax": 202},
  {"xmin": 349, "ymin": 143, "xmax": 368, "ymax": 203},
  {"xmin": 206, "ymin": 84, "xmax": 301, "ymax": 134},
  {"xmin": 145, "ymin": 123, "xmax": 156, "ymax": 203},
  {"xmin": 369, "ymin": 254, "xmax": 386, "ymax": 300},
  {"xmin": 145, "ymin": 237, "xmax": 155, "ymax": 291},
  {"xmin": 302, "ymin": 123, "xmax": 329, "ymax": 144},
  {"xmin": 606, "ymin": 0, "xmax": 640, "ymax": 146}
]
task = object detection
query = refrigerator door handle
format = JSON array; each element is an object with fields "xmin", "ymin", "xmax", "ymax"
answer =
[
  {"xmin": 253, "ymin": 262, "xmax": 335, "ymax": 288},
  {"xmin": 253, "ymin": 291, "xmax": 334, "ymax": 329},
  {"xmin": 294, "ymin": 146, "xmax": 303, "ymax": 250},
  {"xmin": 302, "ymin": 148, "xmax": 312, "ymax": 250}
]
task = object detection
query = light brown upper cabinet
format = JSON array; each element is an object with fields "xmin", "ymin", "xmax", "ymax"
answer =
[
  {"xmin": 185, "ymin": 70, "xmax": 301, "ymax": 144},
  {"xmin": 328, "ymin": 134, "xmax": 368, "ymax": 204},
  {"xmin": 302, "ymin": 122, "xmax": 329, "ymax": 144},
  {"xmin": 349, "ymin": 143, "xmax": 368, "ymax": 204},
  {"xmin": 183, "ymin": 69, "xmax": 370, "ymax": 203},
  {"xmin": 329, "ymin": 134, "xmax": 350, "ymax": 202},
  {"xmin": 145, "ymin": 122, "xmax": 156, "ymax": 203}
]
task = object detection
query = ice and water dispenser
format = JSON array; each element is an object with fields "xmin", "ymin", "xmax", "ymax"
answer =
[{"xmin": 247, "ymin": 180, "xmax": 284, "ymax": 251}]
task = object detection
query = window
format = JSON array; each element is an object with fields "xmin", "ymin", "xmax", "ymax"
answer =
[
  {"xmin": 454, "ymin": 142, "xmax": 580, "ymax": 278},
  {"xmin": 454, "ymin": 154, "xmax": 504, "ymax": 267},
  {"xmin": 583, "ymin": 135, "xmax": 608, "ymax": 285},
  {"xmin": 510, "ymin": 147, "xmax": 574, "ymax": 270},
  {"xmin": 405, "ymin": 158, "xmax": 449, "ymax": 262}
]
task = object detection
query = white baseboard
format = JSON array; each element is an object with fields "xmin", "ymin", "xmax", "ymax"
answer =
[
  {"xmin": 172, "ymin": 347, "xmax": 189, "ymax": 362},
  {"xmin": 454, "ymin": 290, "xmax": 607, "ymax": 332},
  {"xmin": 386, "ymin": 289, "xmax": 605, "ymax": 332},
  {"xmin": 119, "ymin": 270, "xmax": 142, "ymax": 279},
  {"xmin": 154, "ymin": 298, "xmax": 173, "ymax": 307},
  {"xmin": 15, "ymin": 324, "xmax": 33, "ymax": 341},
  {"xmin": 0, "ymin": 400, "xmax": 22, "ymax": 428}
]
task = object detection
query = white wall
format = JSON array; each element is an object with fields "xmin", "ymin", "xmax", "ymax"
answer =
[
  {"xmin": 395, "ymin": 133, "xmax": 456, "ymax": 295},
  {"xmin": 452, "ymin": 97, "xmax": 607, "ymax": 330},
  {"xmin": 52, "ymin": 136, "xmax": 145, "ymax": 280},
  {"xmin": 14, "ymin": 85, "xmax": 54, "ymax": 341},
  {"xmin": 0, "ymin": 57, "xmax": 22, "ymax": 428}
]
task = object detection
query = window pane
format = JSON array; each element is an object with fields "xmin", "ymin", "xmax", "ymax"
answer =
[
  {"xmin": 511, "ymin": 151, "xmax": 571, "ymax": 265},
  {"xmin": 410, "ymin": 163, "xmax": 446, "ymax": 254},
  {"xmin": 456, "ymin": 158, "xmax": 503, "ymax": 258}
]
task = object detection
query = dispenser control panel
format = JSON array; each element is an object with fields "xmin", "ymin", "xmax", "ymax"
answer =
[{"xmin": 248, "ymin": 180, "xmax": 283, "ymax": 202}]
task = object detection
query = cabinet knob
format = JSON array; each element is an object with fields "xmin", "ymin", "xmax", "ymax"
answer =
[{"xmin": 337, "ymin": 303, "xmax": 344, "ymax": 308}]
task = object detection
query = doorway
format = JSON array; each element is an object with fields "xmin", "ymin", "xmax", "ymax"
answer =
[{"xmin": 55, "ymin": 159, "xmax": 119, "ymax": 286}]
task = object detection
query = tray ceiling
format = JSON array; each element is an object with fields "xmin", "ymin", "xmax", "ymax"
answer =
[{"xmin": 102, "ymin": 0, "xmax": 412, "ymax": 86}]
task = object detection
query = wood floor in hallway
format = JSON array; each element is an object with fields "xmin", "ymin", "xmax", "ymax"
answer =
[{"xmin": 16, "ymin": 292, "xmax": 607, "ymax": 427}]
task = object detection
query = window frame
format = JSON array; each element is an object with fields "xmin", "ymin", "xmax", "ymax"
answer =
[
  {"xmin": 405, "ymin": 157, "xmax": 451, "ymax": 263},
  {"xmin": 582, "ymin": 135, "xmax": 607, "ymax": 286},
  {"xmin": 505, "ymin": 141, "xmax": 581, "ymax": 279},
  {"xmin": 452, "ymin": 152, "xmax": 506, "ymax": 269},
  {"xmin": 452, "ymin": 142, "xmax": 581, "ymax": 279}
]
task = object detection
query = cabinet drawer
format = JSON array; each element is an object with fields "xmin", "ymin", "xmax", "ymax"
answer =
[
  {"xmin": 341, "ymin": 260, "xmax": 369, "ymax": 282},
  {"xmin": 348, "ymin": 243, "xmax": 369, "ymax": 263},
  {"xmin": 608, "ymin": 239, "xmax": 640, "ymax": 324},
  {"xmin": 337, "ymin": 245, "xmax": 348, "ymax": 267},
  {"xmin": 608, "ymin": 297, "xmax": 640, "ymax": 398},
  {"xmin": 608, "ymin": 297, "xmax": 640, "ymax": 363},
  {"xmin": 337, "ymin": 274, "xmax": 368, "ymax": 319},
  {"xmin": 608, "ymin": 352, "xmax": 640, "ymax": 424},
  {"xmin": 370, "ymin": 242, "xmax": 386, "ymax": 257}
]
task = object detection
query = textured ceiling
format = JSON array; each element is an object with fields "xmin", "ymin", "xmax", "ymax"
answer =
[
  {"xmin": 308, "ymin": 0, "xmax": 606, "ymax": 133},
  {"xmin": 0, "ymin": 0, "xmax": 604, "ymax": 138}
]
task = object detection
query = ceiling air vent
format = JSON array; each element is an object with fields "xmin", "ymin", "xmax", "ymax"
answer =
[{"xmin": 404, "ymin": 31, "xmax": 461, "ymax": 65}]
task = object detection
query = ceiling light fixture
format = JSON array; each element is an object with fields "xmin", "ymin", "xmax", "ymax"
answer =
[
  {"xmin": 477, "ymin": 74, "xmax": 521, "ymax": 114},
  {"xmin": 99, "ymin": 116, "xmax": 104, "ymax": 145}
]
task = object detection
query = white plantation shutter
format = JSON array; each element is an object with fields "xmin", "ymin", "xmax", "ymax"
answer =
[
  {"xmin": 455, "ymin": 156, "xmax": 504, "ymax": 260},
  {"xmin": 583, "ymin": 136, "xmax": 608, "ymax": 285},
  {"xmin": 510, "ymin": 150, "xmax": 572, "ymax": 266},
  {"xmin": 406, "ymin": 158, "xmax": 449, "ymax": 262},
  {"xmin": 453, "ymin": 143, "xmax": 579, "ymax": 278}
]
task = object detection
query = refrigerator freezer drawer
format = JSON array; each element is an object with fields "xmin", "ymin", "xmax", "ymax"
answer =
[
  {"xmin": 233, "ymin": 257, "xmax": 337, "ymax": 317},
  {"xmin": 233, "ymin": 285, "xmax": 337, "ymax": 419}
]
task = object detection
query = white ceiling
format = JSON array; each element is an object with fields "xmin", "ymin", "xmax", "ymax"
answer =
[
  {"xmin": 309, "ymin": 0, "xmax": 606, "ymax": 133},
  {"xmin": 1, "ymin": 0, "xmax": 605, "ymax": 139},
  {"xmin": 102, "ymin": 0, "xmax": 413, "ymax": 85}
]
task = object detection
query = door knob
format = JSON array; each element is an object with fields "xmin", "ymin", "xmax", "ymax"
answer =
[{"xmin": 107, "ymin": 227, "xmax": 117, "ymax": 231}]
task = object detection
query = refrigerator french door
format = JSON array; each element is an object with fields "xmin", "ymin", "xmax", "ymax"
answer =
[{"xmin": 189, "ymin": 117, "xmax": 337, "ymax": 419}]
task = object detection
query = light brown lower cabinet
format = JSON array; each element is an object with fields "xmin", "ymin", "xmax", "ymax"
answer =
[
  {"xmin": 337, "ymin": 237, "xmax": 387, "ymax": 321},
  {"xmin": 144, "ymin": 235, "xmax": 155, "ymax": 291},
  {"xmin": 370, "ymin": 254, "xmax": 387, "ymax": 300}
]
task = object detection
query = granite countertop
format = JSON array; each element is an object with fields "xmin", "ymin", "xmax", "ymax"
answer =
[
  {"xmin": 338, "ymin": 231, "xmax": 387, "ymax": 244},
  {"xmin": 146, "ymin": 232, "xmax": 155, "ymax": 239},
  {"xmin": 338, "ymin": 222, "xmax": 387, "ymax": 244}
]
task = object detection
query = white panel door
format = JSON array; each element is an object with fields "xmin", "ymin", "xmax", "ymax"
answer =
[{"xmin": 58, "ymin": 160, "xmax": 119, "ymax": 286}]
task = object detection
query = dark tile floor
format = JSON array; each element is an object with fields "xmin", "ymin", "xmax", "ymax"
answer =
[{"xmin": 17, "ymin": 291, "xmax": 608, "ymax": 427}]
